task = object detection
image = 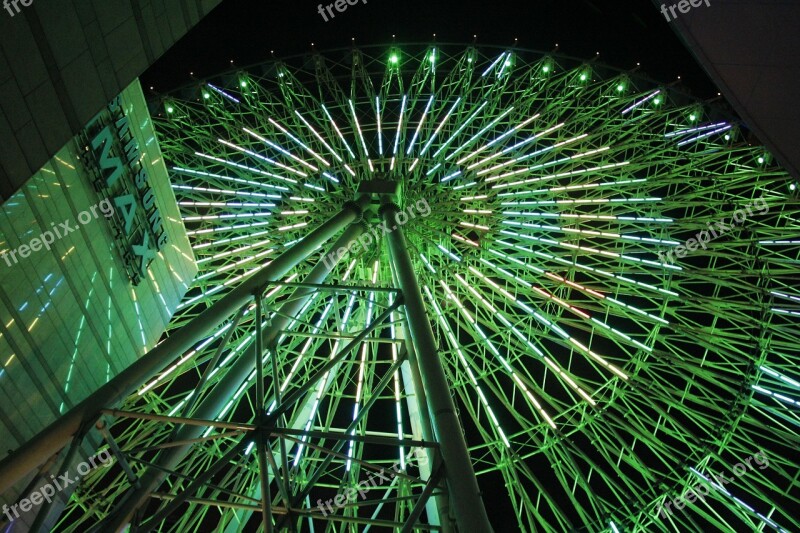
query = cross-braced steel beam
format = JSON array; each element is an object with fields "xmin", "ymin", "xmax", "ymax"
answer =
[
  {"xmin": 101, "ymin": 217, "xmax": 369, "ymax": 531},
  {"xmin": 381, "ymin": 202, "xmax": 493, "ymax": 532}
]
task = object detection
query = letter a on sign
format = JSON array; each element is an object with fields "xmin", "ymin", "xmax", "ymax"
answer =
[{"xmin": 114, "ymin": 194, "xmax": 137, "ymax": 235}]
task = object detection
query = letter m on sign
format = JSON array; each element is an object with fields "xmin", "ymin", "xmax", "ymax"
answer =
[{"xmin": 91, "ymin": 125, "xmax": 124, "ymax": 188}]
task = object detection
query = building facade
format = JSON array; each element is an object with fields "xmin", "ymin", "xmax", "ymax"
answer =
[{"xmin": 0, "ymin": 80, "xmax": 196, "ymax": 530}]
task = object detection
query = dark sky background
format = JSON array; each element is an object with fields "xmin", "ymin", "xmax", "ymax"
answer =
[
  {"xmin": 143, "ymin": 0, "xmax": 718, "ymax": 98},
  {"xmin": 140, "ymin": 1, "xmax": 721, "ymax": 529}
]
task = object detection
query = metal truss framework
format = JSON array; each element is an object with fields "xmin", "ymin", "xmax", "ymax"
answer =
[{"xmin": 4, "ymin": 43, "xmax": 800, "ymax": 532}]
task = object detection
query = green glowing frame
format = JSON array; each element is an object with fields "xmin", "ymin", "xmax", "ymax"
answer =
[{"xmin": 55, "ymin": 44, "xmax": 800, "ymax": 532}]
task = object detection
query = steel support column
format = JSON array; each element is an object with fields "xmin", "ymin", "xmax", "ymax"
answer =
[
  {"xmin": 102, "ymin": 219, "xmax": 368, "ymax": 531},
  {"xmin": 381, "ymin": 203, "xmax": 493, "ymax": 532},
  {"xmin": 393, "ymin": 265, "xmax": 453, "ymax": 533},
  {"xmin": 0, "ymin": 198, "xmax": 366, "ymax": 496}
]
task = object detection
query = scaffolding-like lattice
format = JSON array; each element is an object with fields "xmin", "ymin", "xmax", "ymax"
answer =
[{"xmin": 54, "ymin": 44, "xmax": 800, "ymax": 532}]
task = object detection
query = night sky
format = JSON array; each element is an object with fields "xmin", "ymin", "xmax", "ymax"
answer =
[{"xmin": 143, "ymin": 0, "xmax": 717, "ymax": 98}]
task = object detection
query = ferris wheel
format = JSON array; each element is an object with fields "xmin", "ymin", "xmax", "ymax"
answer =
[{"xmin": 56, "ymin": 44, "xmax": 800, "ymax": 532}]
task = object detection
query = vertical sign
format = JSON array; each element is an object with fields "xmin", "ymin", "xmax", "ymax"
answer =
[{"xmin": 78, "ymin": 95, "xmax": 168, "ymax": 285}]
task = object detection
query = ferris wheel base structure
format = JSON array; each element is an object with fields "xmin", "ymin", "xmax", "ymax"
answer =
[{"xmin": 0, "ymin": 195, "xmax": 492, "ymax": 532}]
